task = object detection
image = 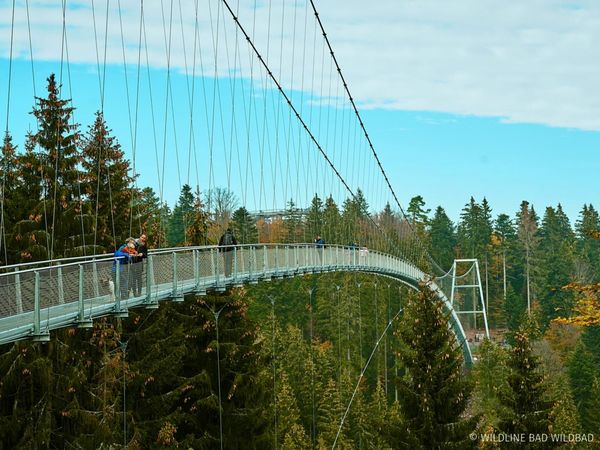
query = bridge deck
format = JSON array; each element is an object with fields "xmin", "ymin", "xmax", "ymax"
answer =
[{"xmin": 0, "ymin": 244, "xmax": 472, "ymax": 364}]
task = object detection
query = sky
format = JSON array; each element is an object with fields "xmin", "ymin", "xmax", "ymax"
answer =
[{"xmin": 0, "ymin": 0, "xmax": 598, "ymax": 224}]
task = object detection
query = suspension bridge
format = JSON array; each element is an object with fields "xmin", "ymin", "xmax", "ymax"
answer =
[{"xmin": 0, "ymin": 0, "xmax": 488, "ymax": 369}]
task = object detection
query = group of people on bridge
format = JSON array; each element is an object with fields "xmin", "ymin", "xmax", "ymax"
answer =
[
  {"xmin": 110, "ymin": 229, "xmax": 364, "ymax": 300},
  {"xmin": 112, "ymin": 234, "xmax": 148, "ymax": 300}
]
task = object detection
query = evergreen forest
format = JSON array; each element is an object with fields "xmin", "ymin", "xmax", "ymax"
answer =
[{"xmin": 0, "ymin": 75, "xmax": 599, "ymax": 448}]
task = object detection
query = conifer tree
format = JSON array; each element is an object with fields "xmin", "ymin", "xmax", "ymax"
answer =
[
  {"xmin": 538, "ymin": 205, "xmax": 575, "ymax": 326},
  {"xmin": 0, "ymin": 132, "xmax": 19, "ymax": 264},
  {"xmin": 230, "ymin": 206, "xmax": 257, "ymax": 244},
  {"xmin": 473, "ymin": 339, "xmax": 510, "ymax": 429},
  {"xmin": 516, "ymin": 201, "xmax": 540, "ymax": 315},
  {"xmin": 429, "ymin": 206, "xmax": 456, "ymax": 270},
  {"xmin": 9, "ymin": 133, "xmax": 49, "ymax": 262},
  {"xmin": 568, "ymin": 341, "xmax": 598, "ymax": 433},
  {"xmin": 498, "ymin": 328, "xmax": 553, "ymax": 439},
  {"xmin": 322, "ymin": 195, "xmax": 341, "ymax": 244},
  {"xmin": 32, "ymin": 73, "xmax": 91, "ymax": 258},
  {"xmin": 575, "ymin": 204, "xmax": 600, "ymax": 282},
  {"xmin": 316, "ymin": 378, "xmax": 352, "ymax": 449},
  {"xmin": 306, "ymin": 194, "xmax": 324, "ymax": 241},
  {"xmin": 276, "ymin": 371, "xmax": 309, "ymax": 449},
  {"xmin": 81, "ymin": 111, "xmax": 133, "ymax": 252},
  {"xmin": 167, "ymin": 184, "xmax": 195, "ymax": 246},
  {"xmin": 458, "ymin": 196, "xmax": 492, "ymax": 260},
  {"xmin": 187, "ymin": 188, "xmax": 211, "ymax": 245},
  {"xmin": 394, "ymin": 281, "xmax": 477, "ymax": 449},
  {"xmin": 283, "ymin": 199, "xmax": 303, "ymax": 243},
  {"xmin": 132, "ymin": 186, "xmax": 165, "ymax": 247}
]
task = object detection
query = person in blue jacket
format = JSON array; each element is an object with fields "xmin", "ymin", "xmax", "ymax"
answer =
[{"xmin": 113, "ymin": 237, "xmax": 138, "ymax": 299}]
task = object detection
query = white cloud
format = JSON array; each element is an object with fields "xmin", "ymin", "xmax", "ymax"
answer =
[{"xmin": 1, "ymin": 0, "xmax": 600, "ymax": 130}]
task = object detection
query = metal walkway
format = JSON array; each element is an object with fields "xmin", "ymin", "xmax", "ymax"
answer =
[{"xmin": 0, "ymin": 244, "xmax": 472, "ymax": 363}]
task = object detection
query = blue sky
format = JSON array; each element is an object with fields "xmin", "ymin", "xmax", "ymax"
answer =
[{"xmin": 0, "ymin": 0, "xmax": 599, "ymax": 225}]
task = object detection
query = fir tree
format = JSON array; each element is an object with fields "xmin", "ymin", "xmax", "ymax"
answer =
[
  {"xmin": 575, "ymin": 204, "xmax": 600, "ymax": 282},
  {"xmin": 167, "ymin": 184, "xmax": 195, "ymax": 246},
  {"xmin": 230, "ymin": 206, "xmax": 257, "ymax": 245},
  {"xmin": 394, "ymin": 281, "xmax": 477, "ymax": 449},
  {"xmin": 132, "ymin": 186, "xmax": 165, "ymax": 247},
  {"xmin": 32, "ymin": 73, "xmax": 91, "ymax": 258},
  {"xmin": 186, "ymin": 188, "xmax": 211, "ymax": 245},
  {"xmin": 9, "ymin": 133, "xmax": 49, "ymax": 262},
  {"xmin": 473, "ymin": 339, "xmax": 510, "ymax": 429},
  {"xmin": 458, "ymin": 196, "xmax": 492, "ymax": 260},
  {"xmin": 516, "ymin": 201, "xmax": 540, "ymax": 315},
  {"xmin": 429, "ymin": 206, "xmax": 456, "ymax": 271},
  {"xmin": 0, "ymin": 132, "xmax": 19, "ymax": 264},
  {"xmin": 498, "ymin": 329, "xmax": 553, "ymax": 442},
  {"xmin": 322, "ymin": 195, "xmax": 341, "ymax": 244},
  {"xmin": 283, "ymin": 199, "xmax": 303, "ymax": 243},
  {"xmin": 538, "ymin": 205, "xmax": 575, "ymax": 326},
  {"xmin": 306, "ymin": 194, "xmax": 324, "ymax": 242},
  {"xmin": 568, "ymin": 341, "xmax": 598, "ymax": 433},
  {"xmin": 81, "ymin": 111, "xmax": 133, "ymax": 252}
]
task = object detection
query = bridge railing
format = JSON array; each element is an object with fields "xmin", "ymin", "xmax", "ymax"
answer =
[{"xmin": 0, "ymin": 244, "xmax": 422, "ymax": 345}]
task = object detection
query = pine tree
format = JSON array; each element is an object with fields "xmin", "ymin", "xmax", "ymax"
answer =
[
  {"xmin": 341, "ymin": 190, "xmax": 369, "ymax": 246},
  {"xmin": 515, "ymin": 201, "xmax": 540, "ymax": 315},
  {"xmin": 9, "ymin": 133, "xmax": 49, "ymax": 262},
  {"xmin": 81, "ymin": 111, "xmax": 134, "ymax": 252},
  {"xmin": 538, "ymin": 205, "xmax": 575, "ymax": 326},
  {"xmin": 473, "ymin": 339, "xmax": 510, "ymax": 429},
  {"xmin": 187, "ymin": 188, "xmax": 211, "ymax": 245},
  {"xmin": 276, "ymin": 371, "xmax": 309, "ymax": 449},
  {"xmin": 322, "ymin": 195, "xmax": 341, "ymax": 245},
  {"xmin": 283, "ymin": 199, "xmax": 303, "ymax": 243},
  {"xmin": 498, "ymin": 329, "xmax": 553, "ymax": 440},
  {"xmin": 458, "ymin": 196, "xmax": 492, "ymax": 260},
  {"xmin": 167, "ymin": 184, "xmax": 195, "ymax": 246},
  {"xmin": 316, "ymin": 378, "xmax": 352, "ymax": 449},
  {"xmin": 132, "ymin": 186, "xmax": 165, "ymax": 247},
  {"xmin": 306, "ymin": 194, "xmax": 324, "ymax": 242},
  {"xmin": 575, "ymin": 204, "xmax": 600, "ymax": 282},
  {"xmin": 230, "ymin": 206, "xmax": 257, "ymax": 245},
  {"xmin": 124, "ymin": 291, "xmax": 271, "ymax": 448},
  {"xmin": 505, "ymin": 284, "xmax": 527, "ymax": 335},
  {"xmin": 394, "ymin": 281, "xmax": 477, "ymax": 449},
  {"xmin": 568, "ymin": 341, "xmax": 598, "ymax": 433},
  {"xmin": 32, "ymin": 73, "xmax": 91, "ymax": 258},
  {"xmin": 429, "ymin": 206, "xmax": 456, "ymax": 271},
  {"xmin": 0, "ymin": 132, "xmax": 19, "ymax": 264}
]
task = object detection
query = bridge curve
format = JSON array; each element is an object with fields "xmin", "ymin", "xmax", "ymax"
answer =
[{"xmin": 0, "ymin": 244, "xmax": 472, "ymax": 364}]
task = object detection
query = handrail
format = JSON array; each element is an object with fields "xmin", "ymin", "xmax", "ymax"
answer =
[
  {"xmin": 0, "ymin": 243, "xmax": 471, "ymax": 363},
  {"xmin": 0, "ymin": 243, "xmax": 374, "ymax": 279}
]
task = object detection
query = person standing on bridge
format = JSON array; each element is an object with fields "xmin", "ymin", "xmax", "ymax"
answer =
[
  {"xmin": 132, "ymin": 233, "xmax": 148, "ymax": 296},
  {"xmin": 113, "ymin": 237, "xmax": 139, "ymax": 299},
  {"xmin": 218, "ymin": 228, "xmax": 238, "ymax": 277},
  {"xmin": 314, "ymin": 235, "xmax": 325, "ymax": 264}
]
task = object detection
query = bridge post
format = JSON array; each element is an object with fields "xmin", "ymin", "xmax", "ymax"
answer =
[
  {"xmin": 249, "ymin": 246, "xmax": 255, "ymax": 282},
  {"xmin": 78, "ymin": 264, "xmax": 94, "ymax": 327},
  {"xmin": 233, "ymin": 247, "xmax": 238, "ymax": 282},
  {"xmin": 92, "ymin": 260, "xmax": 100, "ymax": 298},
  {"xmin": 193, "ymin": 249, "xmax": 200, "ymax": 288},
  {"xmin": 172, "ymin": 252, "xmax": 184, "ymax": 302},
  {"xmin": 57, "ymin": 263, "xmax": 64, "ymax": 304},
  {"xmin": 263, "ymin": 245, "xmax": 268, "ymax": 278},
  {"xmin": 145, "ymin": 255, "xmax": 158, "ymax": 309},
  {"xmin": 113, "ymin": 260, "xmax": 130, "ymax": 317},
  {"xmin": 32, "ymin": 271, "xmax": 49, "ymax": 341},
  {"xmin": 274, "ymin": 245, "xmax": 279, "ymax": 276},
  {"xmin": 14, "ymin": 267, "xmax": 22, "ymax": 314}
]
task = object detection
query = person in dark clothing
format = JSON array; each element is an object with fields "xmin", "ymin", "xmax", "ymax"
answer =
[
  {"xmin": 132, "ymin": 233, "xmax": 148, "ymax": 296},
  {"xmin": 218, "ymin": 228, "xmax": 238, "ymax": 277},
  {"xmin": 315, "ymin": 235, "xmax": 325, "ymax": 264}
]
